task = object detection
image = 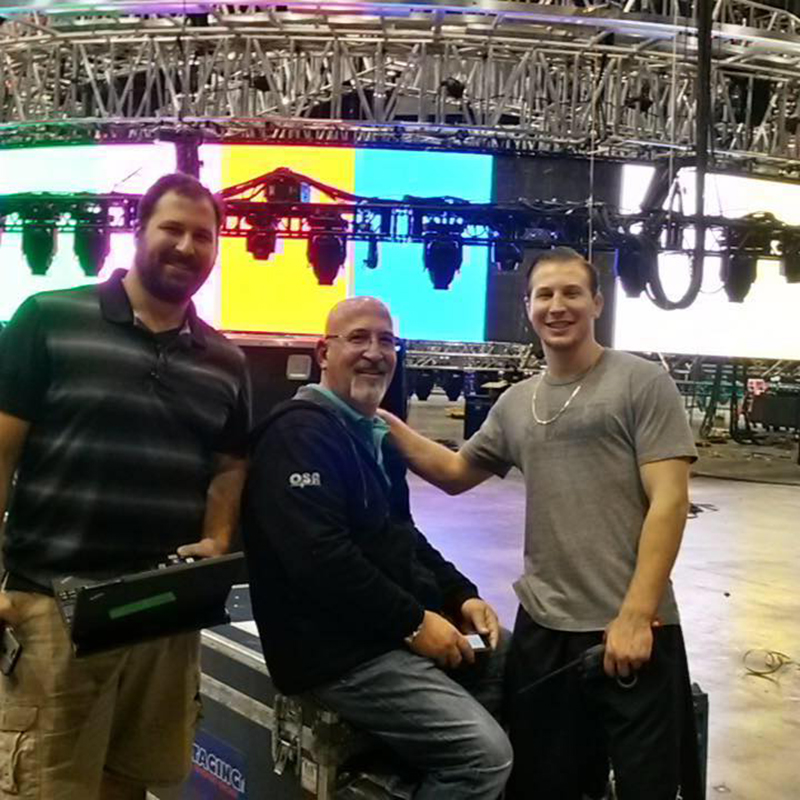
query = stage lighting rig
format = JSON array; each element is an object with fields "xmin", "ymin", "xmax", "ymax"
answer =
[
  {"xmin": 492, "ymin": 241, "xmax": 523, "ymax": 272},
  {"xmin": 72, "ymin": 204, "xmax": 111, "ymax": 276},
  {"xmin": 613, "ymin": 233, "xmax": 657, "ymax": 298},
  {"xmin": 663, "ymin": 218, "xmax": 685, "ymax": 251},
  {"xmin": 728, "ymin": 212, "xmax": 775, "ymax": 255},
  {"xmin": 8, "ymin": 170, "xmax": 800, "ymax": 312},
  {"xmin": 265, "ymin": 173, "xmax": 306, "ymax": 204},
  {"xmin": 0, "ymin": 193, "xmax": 135, "ymax": 276},
  {"xmin": 721, "ymin": 251, "xmax": 758, "ymax": 302},
  {"xmin": 244, "ymin": 208, "xmax": 279, "ymax": 261},
  {"xmin": 246, "ymin": 230, "xmax": 277, "ymax": 261},
  {"xmin": 522, "ymin": 227, "xmax": 559, "ymax": 248},
  {"xmin": 306, "ymin": 211, "xmax": 348, "ymax": 285},
  {"xmin": 308, "ymin": 232, "xmax": 347, "ymax": 286},
  {"xmin": 424, "ymin": 228, "xmax": 463, "ymax": 290},
  {"xmin": 221, "ymin": 168, "xmax": 345, "ymax": 207},
  {"xmin": 22, "ymin": 224, "xmax": 57, "ymax": 276},
  {"xmin": 364, "ymin": 239, "xmax": 379, "ymax": 270},
  {"xmin": 441, "ymin": 78, "xmax": 466, "ymax": 101},
  {"xmin": 780, "ymin": 230, "xmax": 800, "ymax": 283},
  {"xmin": 73, "ymin": 227, "xmax": 111, "ymax": 277},
  {"xmin": 720, "ymin": 213, "xmax": 776, "ymax": 302}
]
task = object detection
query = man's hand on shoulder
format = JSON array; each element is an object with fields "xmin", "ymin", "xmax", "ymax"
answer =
[
  {"xmin": 374, "ymin": 410, "xmax": 491, "ymax": 495},
  {"xmin": 458, "ymin": 598, "xmax": 500, "ymax": 649},
  {"xmin": 603, "ymin": 610, "xmax": 654, "ymax": 678},
  {"xmin": 408, "ymin": 610, "xmax": 474, "ymax": 669},
  {"xmin": 177, "ymin": 537, "xmax": 227, "ymax": 559}
]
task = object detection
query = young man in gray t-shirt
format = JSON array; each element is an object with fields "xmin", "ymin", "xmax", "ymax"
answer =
[{"xmin": 382, "ymin": 248, "xmax": 702, "ymax": 800}]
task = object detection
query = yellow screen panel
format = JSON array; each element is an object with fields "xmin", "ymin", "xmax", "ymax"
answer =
[{"xmin": 218, "ymin": 146, "xmax": 356, "ymax": 333}]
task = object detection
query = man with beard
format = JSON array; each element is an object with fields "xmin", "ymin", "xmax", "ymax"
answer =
[
  {"xmin": 242, "ymin": 297, "xmax": 513, "ymax": 800},
  {"xmin": 0, "ymin": 173, "xmax": 250, "ymax": 800}
]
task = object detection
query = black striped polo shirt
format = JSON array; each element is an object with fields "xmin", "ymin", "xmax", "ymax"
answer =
[{"xmin": 0, "ymin": 269, "xmax": 250, "ymax": 586}]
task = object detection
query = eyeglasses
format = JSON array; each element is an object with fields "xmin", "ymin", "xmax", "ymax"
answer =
[{"xmin": 325, "ymin": 330, "xmax": 398, "ymax": 352}]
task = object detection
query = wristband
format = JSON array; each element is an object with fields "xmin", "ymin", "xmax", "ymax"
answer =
[{"xmin": 404, "ymin": 620, "xmax": 424, "ymax": 646}]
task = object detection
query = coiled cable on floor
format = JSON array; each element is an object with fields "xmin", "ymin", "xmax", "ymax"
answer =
[{"xmin": 743, "ymin": 649, "xmax": 796, "ymax": 683}]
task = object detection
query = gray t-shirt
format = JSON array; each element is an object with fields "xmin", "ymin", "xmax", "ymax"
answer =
[{"xmin": 461, "ymin": 349, "xmax": 697, "ymax": 632}]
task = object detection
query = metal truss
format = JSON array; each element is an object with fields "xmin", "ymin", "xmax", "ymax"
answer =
[
  {"xmin": 5, "ymin": 171, "xmax": 798, "ymax": 251},
  {"xmin": 403, "ymin": 343, "xmax": 800, "ymax": 379},
  {"xmin": 658, "ymin": 352, "xmax": 800, "ymax": 383},
  {"xmin": 0, "ymin": 193, "xmax": 140, "ymax": 233},
  {"xmin": 405, "ymin": 340, "xmax": 541, "ymax": 372},
  {"xmin": 1, "ymin": 2, "xmax": 800, "ymax": 175},
  {"xmin": 226, "ymin": 334, "xmax": 544, "ymax": 375},
  {"xmin": 4, "ymin": 181, "xmax": 794, "ymax": 309}
]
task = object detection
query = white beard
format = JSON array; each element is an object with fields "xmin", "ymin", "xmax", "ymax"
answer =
[{"xmin": 350, "ymin": 375, "xmax": 388, "ymax": 411}]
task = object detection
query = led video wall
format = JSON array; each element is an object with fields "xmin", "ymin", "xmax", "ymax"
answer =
[
  {"xmin": 616, "ymin": 165, "xmax": 800, "ymax": 360},
  {"xmin": 0, "ymin": 144, "xmax": 492, "ymax": 340},
  {"xmin": 2, "ymin": 143, "xmax": 799, "ymax": 357},
  {"xmin": 0, "ymin": 144, "xmax": 187, "ymax": 322},
  {"xmin": 200, "ymin": 145, "xmax": 493, "ymax": 340}
]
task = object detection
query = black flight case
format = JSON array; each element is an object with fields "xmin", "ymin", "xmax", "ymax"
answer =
[{"xmin": 151, "ymin": 585, "xmax": 412, "ymax": 800}]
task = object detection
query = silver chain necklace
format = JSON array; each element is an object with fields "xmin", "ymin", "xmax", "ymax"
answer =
[
  {"xmin": 531, "ymin": 351, "xmax": 604, "ymax": 426},
  {"xmin": 531, "ymin": 377, "xmax": 583, "ymax": 425}
]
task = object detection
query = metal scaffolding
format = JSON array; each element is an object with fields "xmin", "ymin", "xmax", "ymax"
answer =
[
  {"xmin": 1, "ymin": 1, "xmax": 800, "ymax": 176},
  {"xmin": 405, "ymin": 340, "xmax": 541, "ymax": 372}
]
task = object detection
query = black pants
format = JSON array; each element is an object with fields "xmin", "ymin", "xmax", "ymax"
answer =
[{"xmin": 504, "ymin": 607, "xmax": 703, "ymax": 800}]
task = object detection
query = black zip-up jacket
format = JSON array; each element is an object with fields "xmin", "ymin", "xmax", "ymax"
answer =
[{"xmin": 241, "ymin": 389, "xmax": 479, "ymax": 694}]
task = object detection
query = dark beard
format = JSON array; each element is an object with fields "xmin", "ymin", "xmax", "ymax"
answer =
[{"xmin": 134, "ymin": 242, "xmax": 206, "ymax": 304}]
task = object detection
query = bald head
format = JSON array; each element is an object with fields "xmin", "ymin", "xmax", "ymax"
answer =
[
  {"xmin": 318, "ymin": 296, "xmax": 397, "ymax": 417},
  {"xmin": 325, "ymin": 297, "xmax": 393, "ymax": 336}
]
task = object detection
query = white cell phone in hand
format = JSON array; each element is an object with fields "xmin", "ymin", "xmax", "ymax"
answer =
[{"xmin": 466, "ymin": 633, "xmax": 489, "ymax": 652}]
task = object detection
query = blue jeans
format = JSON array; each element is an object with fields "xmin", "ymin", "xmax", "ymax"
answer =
[{"xmin": 312, "ymin": 634, "xmax": 513, "ymax": 800}]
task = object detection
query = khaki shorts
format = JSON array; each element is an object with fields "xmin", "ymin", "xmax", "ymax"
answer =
[{"xmin": 0, "ymin": 589, "xmax": 201, "ymax": 800}]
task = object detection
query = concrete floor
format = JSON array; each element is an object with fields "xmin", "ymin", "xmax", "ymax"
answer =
[{"xmin": 408, "ymin": 394, "xmax": 800, "ymax": 800}]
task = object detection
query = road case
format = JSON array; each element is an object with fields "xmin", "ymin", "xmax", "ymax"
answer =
[
  {"xmin": 153, "ymin": 586, "xmax": 708, "ymax": 800},
  {"xmin": 152, "ymin": 586, "xmax": 413, "ymax": 800}
]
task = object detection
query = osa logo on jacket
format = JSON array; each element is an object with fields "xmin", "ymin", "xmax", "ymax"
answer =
[{"xmin": 289, "ymin": 471, "xmax": 322, "ymax": 488}]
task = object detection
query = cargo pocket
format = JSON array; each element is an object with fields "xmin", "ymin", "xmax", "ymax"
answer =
[{"xmin": 0, "ymin": 706, "xmax": 39, "ymax": 797}]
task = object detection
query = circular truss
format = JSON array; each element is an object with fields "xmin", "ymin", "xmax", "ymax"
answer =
[{"xmin": 1, "ymin": 1, "xmax": 800, "ymax": 176}]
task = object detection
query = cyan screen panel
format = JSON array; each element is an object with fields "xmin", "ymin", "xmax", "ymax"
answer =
[{"xmin": 353, "ymin": 150, "xmax": 493, "ymax": 342}]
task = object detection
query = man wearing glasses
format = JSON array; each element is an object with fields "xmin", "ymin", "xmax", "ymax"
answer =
[{"xmin": 241, "ymin": 297, "xmax": 512, "ymax": 800}]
